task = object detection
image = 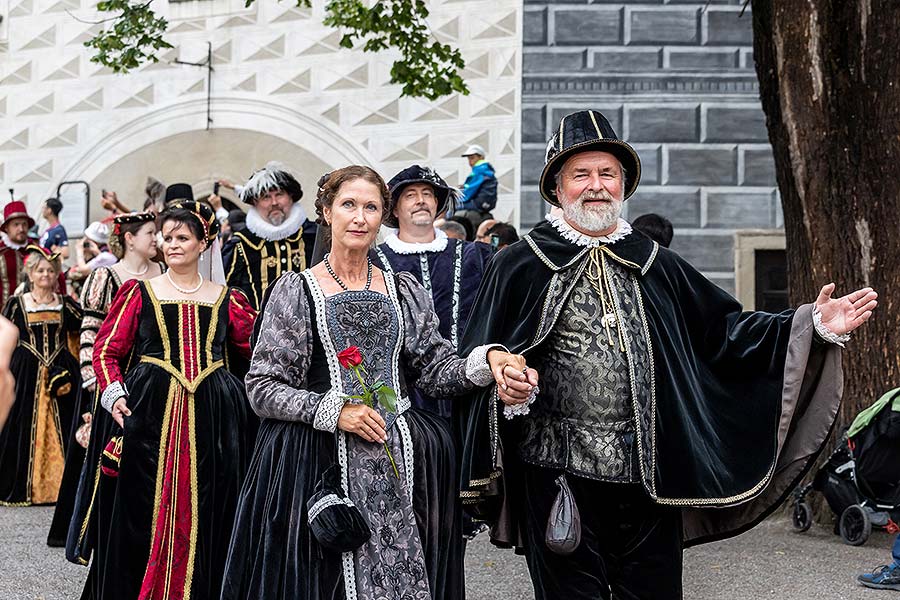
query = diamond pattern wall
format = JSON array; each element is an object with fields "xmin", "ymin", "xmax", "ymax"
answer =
[{"xmin": 0, "ymin": 0, "xmax": 521, "ymax": 223}]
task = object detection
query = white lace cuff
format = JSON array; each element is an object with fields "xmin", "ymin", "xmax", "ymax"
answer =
[
  {"xmin": 82, "ymin": 376, "xmax": 97, "ymax": 390},
  {"xmin": 813, "ymin": 306, "xmax": 851, "ymax": 347},
  {"xmin": 100, "ymin": 381, "xmax": 128, "ymax": 414},
  {"xmin": 313, "ymin": 389, "xmax": 347, "ymax": 432},
  {"xmin": 503, "ymin": 385, "xmax": 540, "ymax": 419},
  {"xmin": 466, "ymin": 344, "xmax": 508, "ymax": 387}
]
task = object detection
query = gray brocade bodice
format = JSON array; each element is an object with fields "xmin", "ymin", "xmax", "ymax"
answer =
[
  {"xmin": 520, "ymin": 258, "xmax": 647, "ymax": 483},
  {"xmin": 325, "ymin": 291, "xmax": 402, "ymax": 429}
]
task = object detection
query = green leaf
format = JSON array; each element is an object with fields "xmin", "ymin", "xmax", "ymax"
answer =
[
  {"xmin": 375, "ymin": 385, "xmax": 397, "ymax": 413},
  {"xmin": 85, "ymin": 0, "xmax": 468, "ymax": 99}
]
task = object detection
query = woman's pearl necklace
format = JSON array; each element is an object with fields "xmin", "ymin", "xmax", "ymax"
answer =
[
  {"xmin": 120, "ymin": 261, "xmax": 149, "ymax": 276},
  {"xmin": 165, "ymin": 270, "xmax": 203, "ymax": 294}
]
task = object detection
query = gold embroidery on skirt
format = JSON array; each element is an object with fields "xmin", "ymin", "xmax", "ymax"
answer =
[{"xmin": 31, "ymin": 366, "xmax": 65, "ymax": 504}]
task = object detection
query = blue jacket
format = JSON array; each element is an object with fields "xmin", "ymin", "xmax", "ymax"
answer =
[{"xmin": 459, "ymin": 160, "xmax": 497, "ymax": 211}]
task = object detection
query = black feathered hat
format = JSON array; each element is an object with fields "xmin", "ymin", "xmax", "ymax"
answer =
[
  {"xmin": 385, "ymin": 165, "xmax": 457, "ymax": 228},
  {"xmin": 540, "ymin": 110, "xmax": 641, "ymax": 206},
  {"xmin": 239, "ymin": 162, "xmax": 303, "ymax": 205},
  {"xmin": 164, "ymin": 183, "xmax": 194, "ymax": 205}
]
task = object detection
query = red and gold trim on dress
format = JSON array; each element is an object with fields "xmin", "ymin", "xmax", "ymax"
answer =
[
  {"xmin": 136, "ymin": 286, "xmax": 226, "ymax": 599},
  {"xmin": 137, "ymin": 379, "xmax": 198, "ymax": 600}
]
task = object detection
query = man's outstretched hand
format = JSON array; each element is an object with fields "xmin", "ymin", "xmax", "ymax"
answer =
[{"xmin": 815, "ymin": 283, "xmax": 878, "ymax": 336}]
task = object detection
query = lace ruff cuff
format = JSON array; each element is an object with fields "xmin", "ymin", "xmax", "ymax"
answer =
[
  {"xmin": 313, "ymin": 389, "xmax": 347, "ymax": 432},
  {"xmin": 813, "ymin": 306, "xmax": 851, "ymax": 347},
  {"xmin": 503, "ymin": 385, "xmax": 540, "ymax": 419},
  {"xmin": 100, "ymin": 381, "xmax": 128, "ymax": 414},
  {"xmin": 466, "ymin": 344, "xmax": 508, "ymax": 387}
]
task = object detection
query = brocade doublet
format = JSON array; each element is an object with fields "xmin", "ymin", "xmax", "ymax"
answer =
[
  {"xmin": 224, "ymin": 229, "xmax": 306, "ymax": 310},
  {"xmin": 521, "ymin": 257, "xmax": 649, "ymax": 482}
]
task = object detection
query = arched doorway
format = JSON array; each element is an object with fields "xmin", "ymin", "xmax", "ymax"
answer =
[{"xmin": 58, "ymin": 97, "xmax": 374, "ymax": 223}]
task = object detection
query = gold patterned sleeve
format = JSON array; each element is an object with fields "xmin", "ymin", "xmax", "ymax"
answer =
[{"xmin": 78, "ymin": 268, "xmax": 112, "ymax": 389}]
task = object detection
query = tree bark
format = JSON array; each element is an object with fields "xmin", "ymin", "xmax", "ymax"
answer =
[{"xmin": 752, "ymin": 0, "xmax": 900, "ymax": 430}]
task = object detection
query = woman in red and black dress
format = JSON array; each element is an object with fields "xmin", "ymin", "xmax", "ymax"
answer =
[{"xmin": 83, "ymin": 201, "xmax": 256, "ymax": 600}]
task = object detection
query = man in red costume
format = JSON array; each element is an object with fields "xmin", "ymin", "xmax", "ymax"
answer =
[{"xmin": 0, "ymin": 201, "xmax": 36, "ymax": 307}]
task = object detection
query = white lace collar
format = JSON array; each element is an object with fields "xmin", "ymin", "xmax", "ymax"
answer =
[
  {"xmin": 383, "ymin": 228, "xmax": 448, "ymax": 255},
  {"xmin": 245, "ymin": 202, "xmax": 307, "ymax": 242},
  {"xmin": 546, "ymin": 213, "xmax": 632, "ymax": 247},
  {"xmin": 0, "ymin": 232, "xmax": 26, "ymax": 250}
]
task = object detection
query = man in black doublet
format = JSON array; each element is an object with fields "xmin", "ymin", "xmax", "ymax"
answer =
[
  {"xmin": 223, "ymin": 162, "xmax": 314, "ymax": 309},
  {"xmin": 458, "ymin": 110, "xmax": 879, "ymax": 599},
  {"xmin": 371, "ymin": 165, "xmax": 492, "ymax": 419}
]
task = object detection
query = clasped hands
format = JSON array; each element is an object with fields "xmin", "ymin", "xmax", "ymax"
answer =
[
  {"xmin": 338, "ymin": 349, "xmax": 539, "ymax": 444},
  {"xmin": 487, "ymin": 348, "xmax": 539, "ymax": 406}
]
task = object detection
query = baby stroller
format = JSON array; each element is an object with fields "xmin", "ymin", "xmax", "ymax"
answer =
[{"xmin": 792, "ymin": 387, "xmax": 900, "ymax": 546}]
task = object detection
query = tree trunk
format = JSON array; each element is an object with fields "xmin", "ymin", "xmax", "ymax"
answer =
[{"xmin": 751, "ymin": 0, "xmax": 900, "ymax": 432}]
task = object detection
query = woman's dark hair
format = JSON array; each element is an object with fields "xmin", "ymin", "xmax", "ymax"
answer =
[
  {"xmin": 158, "ymin": 207, "xmax": 207, "ymax": 243},
  {"xmin": 314, "ymin": 166, "xmax": 390, "ymax": 226},
  {"xmin": 109, "ymin": 221, "xmax": 150, "ymax": 259}
]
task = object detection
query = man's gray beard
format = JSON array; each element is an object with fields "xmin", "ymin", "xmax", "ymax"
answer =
[
  {"xmin": 410, "ymin": 213, "xmax": 434, "ymax": 227},
  {"xmin": 562, "ymin": 196, "xmax": 623, "ymax": 234},
  {"xmin": 267, "ymin": 211, "xmax": 286, "ymax": 226}
]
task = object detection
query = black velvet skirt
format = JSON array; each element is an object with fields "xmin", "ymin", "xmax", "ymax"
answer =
[
  {"xmin": 77, "ymin": 363, "xmax": 256, "ymax": 600},
  {"xmin": 48, "ymin": 388, "xmax": 91, "ymax": 546},
  {"xmin": 221, "ymin": 408, "xmax": 464, "ymax": 600}
]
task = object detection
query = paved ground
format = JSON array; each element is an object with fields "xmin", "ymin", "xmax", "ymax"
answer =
[{"xmin": 1, "ymin": 506, "xmax": 893, "ymax": 599}]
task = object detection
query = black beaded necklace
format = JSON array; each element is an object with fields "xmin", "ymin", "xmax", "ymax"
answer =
[{"xmin": 324, "ymin": 253, "xmax": 372, "ymax": 291}]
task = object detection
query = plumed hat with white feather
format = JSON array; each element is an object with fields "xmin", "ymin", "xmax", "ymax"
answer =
[{"xmin": 239, "ymin": 161, "xmax": 304, "ymax": 206}]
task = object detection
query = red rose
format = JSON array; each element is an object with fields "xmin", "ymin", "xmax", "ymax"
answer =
[{"xmin": 337, "ymin": 346, "xmax": 363, "ymax": 369}]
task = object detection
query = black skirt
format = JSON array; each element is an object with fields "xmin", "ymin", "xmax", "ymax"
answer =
[
  {"xmin": 221, "ymin": 408, "xmax": 464, "ymax": 600},
  {"xmin": 80, "ymin": 363, "xmax": 255, "ymax": 600}
]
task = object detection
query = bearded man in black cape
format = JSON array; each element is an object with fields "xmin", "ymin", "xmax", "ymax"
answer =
[{"xmin": 457, "ymin": 109, "xmax": 878, "ymax": 599}]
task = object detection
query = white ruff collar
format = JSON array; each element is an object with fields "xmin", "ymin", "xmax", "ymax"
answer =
[
  {"xmin": 546, "ymin": 213, "xmax": 632, "ymax": 247},
  {"xmin": 384, "ymin": 228, "xmax": 448, "ymax": 255},
  {"xmin": 1, "ymin": 233, "xmax": 26, "ymax": 250},
  {"xmin": 246, "ymin": 202, "xmax": 306, "ymax": 242}
]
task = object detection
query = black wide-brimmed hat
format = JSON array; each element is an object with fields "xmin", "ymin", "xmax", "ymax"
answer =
[
  {"xmin": 386, "ymin": 165, "xmax": 457, "ymax": 228},
  {"xmin": 540, "ymin": 110, "xmax": 641, "ymax": 206},
  {"xmin": 239, "ymin": 161, "xmax": 303, "ymax": 205},
  {"xmin": 164, "ymin": 183, "xmax": 194, "ymax": 205}
]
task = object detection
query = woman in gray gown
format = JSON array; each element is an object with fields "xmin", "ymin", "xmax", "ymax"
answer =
[{"xmin": 221, "ymin": 165, "xmax": 537, "ymax": 600}]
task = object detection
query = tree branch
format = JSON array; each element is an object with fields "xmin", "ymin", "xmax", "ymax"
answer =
[{"xmin": 79, "ymin": 0, "xmax": 468, "ymax": 99}]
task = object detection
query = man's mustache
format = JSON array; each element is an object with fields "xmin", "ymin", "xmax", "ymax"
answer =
[{"xmin": 578, "ymin": 190, "xmax": 615, "ymax": 203}]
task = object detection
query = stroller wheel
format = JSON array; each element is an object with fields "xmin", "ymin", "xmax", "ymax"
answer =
[
  {"xmin": 792, "ymin": 501, "xmax": 813, "ymax": 533},
  {"xmin": 839, "ymin": 505, "xmax": 872, "ymax": 546}
]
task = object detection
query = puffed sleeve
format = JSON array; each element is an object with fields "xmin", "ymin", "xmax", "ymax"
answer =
[
  {"xmin": 92, "ymin": 279, "xmax": 142, "ymax": 414},
  {"xmin": 227, "ymin": 288, "xmax": 257, "ymax": 360},
  {"xmin": 223, "ymin": 236, "xmax": 253, "ymax": 307},
  {"xmin": 78, "ymin": 268, "xmax": 112, "ymax": 388},
  {"xmin": 396, "ymin": 272, "xmax": 498, "ymax": 398},
  {"xmin": 245, "ymin": 272, "xmax": 345, "ymax": 430}
]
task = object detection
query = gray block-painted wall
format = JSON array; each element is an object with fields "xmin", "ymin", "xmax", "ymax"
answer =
[{"xmin": 521, "ymin": 0, "xmax": 781, "ymax": 294}]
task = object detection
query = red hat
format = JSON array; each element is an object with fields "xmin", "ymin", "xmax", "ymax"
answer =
[{"xmin": 1, "ymin": 201, "xmax": 36, "ymax": 232}]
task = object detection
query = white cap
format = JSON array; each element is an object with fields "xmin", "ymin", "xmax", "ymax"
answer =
[
  {"xmin": 461, "ymin": 144, "xmax": 486, "ymax": 157},
  {"xmin": 84, "ymin": 221, "xmax": 110, "ymax": 245}
]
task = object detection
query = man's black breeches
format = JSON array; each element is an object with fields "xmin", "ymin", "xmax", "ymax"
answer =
[{"xmin": 522, "ymin": 465, "xmax": 683, "ymax": 600}]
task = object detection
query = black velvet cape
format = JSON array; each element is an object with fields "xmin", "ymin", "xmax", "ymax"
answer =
[{"xmin": 457, "ymin": 221, "xmax": 842, "ymax": 548}]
